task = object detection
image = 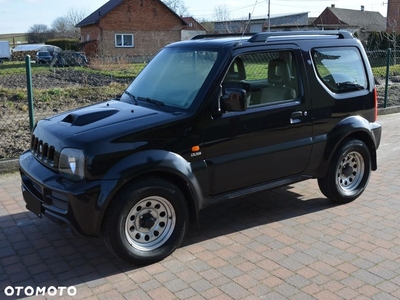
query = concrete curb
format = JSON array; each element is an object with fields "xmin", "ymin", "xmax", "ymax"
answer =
[
  {"xmin": 0, "ymin": 158, "xmax": 19, "ymax": 174},
  {"xmin": 1, "ymin": 107, "xmax": 399, "ymax": 175},
  {"xmin": 378, "ymin": 106, "xmax": 400, "ymax": 115}
]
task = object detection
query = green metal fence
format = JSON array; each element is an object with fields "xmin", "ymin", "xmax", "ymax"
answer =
[
  {"xmin": 0, "ymin": 50, "xmax": 399, "ymax": 161},
  {"xmin": 366, "ymin": 49, "xmax": 400, "ymax": 108}
]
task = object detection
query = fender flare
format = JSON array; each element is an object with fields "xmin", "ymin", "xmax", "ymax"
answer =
[
  {"xmin": 317, "ymin": 116, "xmax": 378, "ymax": 177},
  {"xmin": 95, "ymin": 149, "xmax": 207, "ymax": 230}
]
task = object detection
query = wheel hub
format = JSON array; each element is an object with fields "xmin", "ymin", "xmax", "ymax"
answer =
[
  {"xmin": 341, "ymin": 164, "xmax": 354, "ymax": 177},
  {"xmin": 140, "ymin": 213, "xmax": 156, "ymax": 229}
]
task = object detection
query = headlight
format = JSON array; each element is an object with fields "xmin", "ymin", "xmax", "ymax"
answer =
[{"xmin": 58, "ymin": 148, "xmax": 85, "ymax": 181}]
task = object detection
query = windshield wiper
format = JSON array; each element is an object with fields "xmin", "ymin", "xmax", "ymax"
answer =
[
  {"xmin": 123, "ymin": 90, "xmax": 138, "ymax": 105},
  {"xmin": 137, "ymin": 97, "xmax": 165, "ymax": 107}
]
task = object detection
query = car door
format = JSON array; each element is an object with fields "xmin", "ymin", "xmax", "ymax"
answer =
[{"xmin": 204, "ymin": 48, "xmax": 313, "ymax": 195}]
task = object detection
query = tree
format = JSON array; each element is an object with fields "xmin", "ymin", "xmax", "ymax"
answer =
[
  {"xmin": 52, "ymin": 17, "xmax": 71, "ymax": 38},
  {"xmin": 366, "ymin": 31, "xmax": 383, "ymax": 50},
  {"xmin": 213, "ymin": 4, "xmax": 230, "ymax": 22},
  {"xmin": 27, "ymin": 24, "xmax": 54, "ymax": 43},
  {"xmin": 52, "ymin": 8, "xmax": 89, "ymax": 39},
  {"xmin": 162, "ymin": 0, "xmax": 189, "ymax": 16},
  {"xmin": 213, "ymin": 5, "xmax": 246, "ymax": 33}
]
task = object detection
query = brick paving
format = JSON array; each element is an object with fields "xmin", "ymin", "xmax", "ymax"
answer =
[{"xmin": 1, "ymin": 113, "xmax": 400, "ymax": 299}]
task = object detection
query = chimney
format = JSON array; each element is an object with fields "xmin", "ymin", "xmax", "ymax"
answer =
[
  {"xmin": 331, "ymin": 4, "xmax": 335, "ymax": 8},
  {"xmin": 361, "ymin": 5, "xmax": 365, "ymax": 11}
]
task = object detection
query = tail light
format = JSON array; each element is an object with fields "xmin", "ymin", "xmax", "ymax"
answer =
[{"xmin": 373, "ymin": 87, "xmax": 378, "ymax": 121}]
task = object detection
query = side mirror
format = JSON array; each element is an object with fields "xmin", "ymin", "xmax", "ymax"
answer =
[{"xmin": 221, "ymin": 88, "xmax": 247, "ymax": 112}]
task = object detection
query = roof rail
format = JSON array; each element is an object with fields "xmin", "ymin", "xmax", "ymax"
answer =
[
  {"xmin": 248, "ymin": 30, "xmax": 353, "ymax": 43},
  {"xmin": 191, "ymin": 33, "xmax": 255, "ymax": 40}
]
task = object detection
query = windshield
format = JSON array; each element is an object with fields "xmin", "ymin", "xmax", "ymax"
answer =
[{"xmin": 123, "ymin": 48, "xmax": 219, "ymax": 109}]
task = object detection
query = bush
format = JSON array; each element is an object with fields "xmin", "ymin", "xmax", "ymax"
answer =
[{"xmin": 46, "ymin": 38, "xmax": 79, "ymax": 51}]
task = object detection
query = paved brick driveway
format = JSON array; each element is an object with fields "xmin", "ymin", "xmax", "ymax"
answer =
[{"xmin": 1, "ymin": 113, "xmax": 400, "ymax": 299}]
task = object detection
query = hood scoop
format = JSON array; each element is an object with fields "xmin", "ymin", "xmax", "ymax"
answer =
[{"xmin": 61, "ymin": 107, "xmax": 119, "ymax": 126}]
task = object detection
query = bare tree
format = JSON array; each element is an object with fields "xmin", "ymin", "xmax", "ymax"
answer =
[
  {"xmin": 213, "ymin": 5, "xmax": 246, "ymax": 33},
  {"xmin": 52, "ymin": 17, "xmax": 71, "ymax": 38},
  {"xmin": 213, "ymin": 4, "xmax": 230, "ymax": 22},
  {"xmin": 52, "ymin": 8, "xmax": 89, "ymax": 39},
  {"xmin": 162, "ymin": 0, "xmax": 189, "ymax": 16},
  {"xmin": 27, "ymin": 24, "xmax": 54, "ymax": 43},
  {"xmin": 66, "ymin": 8, "xmax": 89, "ymax": 27}
]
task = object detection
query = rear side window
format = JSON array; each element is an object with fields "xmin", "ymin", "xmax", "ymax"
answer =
[{"xmin": 312, "ymin": 47, "xmax": 368, "ymax": 93}]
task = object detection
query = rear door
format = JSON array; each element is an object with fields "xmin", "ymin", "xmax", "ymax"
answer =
[{"xmin": 204, "ymin": 47, "xmax": 313, "ymax": 195}]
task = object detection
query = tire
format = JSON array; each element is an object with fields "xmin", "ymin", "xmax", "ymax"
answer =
[
  {"xmin": 103, "ymin": 177, "xmax": 189, "ymax": 265},
  {"xmin": 318, "ymin": 139, "xmax": 371, "ymax": 204}
]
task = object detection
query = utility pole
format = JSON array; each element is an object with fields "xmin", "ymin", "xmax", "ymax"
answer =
[{"xmin": 267, "ymin": 0, "xmax": 271, "ymax": 32}]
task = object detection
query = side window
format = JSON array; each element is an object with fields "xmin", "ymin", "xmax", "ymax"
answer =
[
  {"xmin": 223, "ymin": 51, "xmax": 299, "ymax": 108},
  {"xmin": 312, "ymin": 47, "xmax": 367, "ymax": 93}
]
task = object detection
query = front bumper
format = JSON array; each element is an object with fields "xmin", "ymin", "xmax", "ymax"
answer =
[{"xmin": 19, "ymin": 151, "xmax": 118, "ymax": 236}]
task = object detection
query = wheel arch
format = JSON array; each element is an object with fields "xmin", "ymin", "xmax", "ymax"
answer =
[
  {"xmin": 97, "ymin": 150, "xmax": 205, "ymax": 235},
  {"xmin": 317, "ymin": 116, "xmax": 378, "ymax": 178}
]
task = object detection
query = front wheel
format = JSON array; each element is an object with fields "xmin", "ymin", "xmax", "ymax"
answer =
[
  {"xmin": 103, "ymin": 177, "xmax": 188, "ymax": 265},
  {"xmin": 318, "ymin": 139, "xmax": 371, "ymax": 204}
]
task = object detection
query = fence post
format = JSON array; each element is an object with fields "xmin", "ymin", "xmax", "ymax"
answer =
[
  {"xmin": 384, "ymin": 48, "xmax": 391, "ymax": 109},
  {"xmin": 25, "ymin": 55, "xmax": 34, "ymax": 131}
]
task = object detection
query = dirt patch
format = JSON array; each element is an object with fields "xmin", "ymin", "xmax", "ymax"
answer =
[
  {"xmin": 0, "ymin": 68, "xmax": 132, "ymax": 89},
  {"xmin": 376, "ymin": 76, "xmax": 400, "ymax": 107},
  {"xmin": 0, "ymin": 69, "xmax": 132, "ymax": 159}
]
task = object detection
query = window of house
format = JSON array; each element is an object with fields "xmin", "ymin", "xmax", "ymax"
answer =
[{"xmin": 115, "ymin": 34, "xmax": 134, "ymax": 47}]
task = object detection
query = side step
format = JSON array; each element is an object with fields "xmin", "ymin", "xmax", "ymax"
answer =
[{"xmin": 210, "ymin": 175, "xmax": 311, "ymax": 205}]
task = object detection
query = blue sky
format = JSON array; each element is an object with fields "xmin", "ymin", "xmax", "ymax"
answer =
[{"xmin": 0, "ymin": 0, "xmax": 388, "ymax": 34}]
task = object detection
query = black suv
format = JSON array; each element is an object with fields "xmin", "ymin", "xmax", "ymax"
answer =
[
  {"xmin": 19, "ymin": 31, "xmax": 382, "ymax": 265},
  {"xmin": 36, "ymin": 51, "xmax": 53, "ymax": 64}
]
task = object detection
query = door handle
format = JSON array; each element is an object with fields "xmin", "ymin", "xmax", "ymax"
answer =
[
  {"xmin": 291, "ymin": 111, "xmax": 303, "ymax": 118},
  {"xmin": 290, "ymin": 111, "xmax": 305, "ymax": 124}
]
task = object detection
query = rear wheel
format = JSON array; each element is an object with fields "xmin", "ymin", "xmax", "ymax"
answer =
[
  {"xmin": 103, "ymin": 177, "xmax": 188, "ymax": 265},
  {"xmin": 318, "ymin": 139, "xmax": 371, "ymax": 203}
]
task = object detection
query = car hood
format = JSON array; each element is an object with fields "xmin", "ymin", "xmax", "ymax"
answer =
[{"xmin": 33, "ymin": 100, "xmax": 185, "ymax": 151}]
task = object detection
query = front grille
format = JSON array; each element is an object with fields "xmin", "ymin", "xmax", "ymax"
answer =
[{"xmin": 31, "ymin": 134, "xmax": 57, "ymax": 168}]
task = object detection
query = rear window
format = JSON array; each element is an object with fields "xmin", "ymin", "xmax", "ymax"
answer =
[{"xmin": 312, "ymin": 47, "xmax": 368, "ymax": 93}]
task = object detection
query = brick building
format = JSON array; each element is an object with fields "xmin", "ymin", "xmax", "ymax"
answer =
[
  {"xmin": 387, "ymin": 0, "xmax": 400, "ymax": 33},
  {"xmin": 181, "ymin": 17, "xmax": 207, "ymax": 40},
  {"xmin": 75, "ymin": 0, "xmax": 187, "ymax": 57},
  {"xmin": 312, "ymin": 5, "xmax": 386, "ymax": 42}
]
